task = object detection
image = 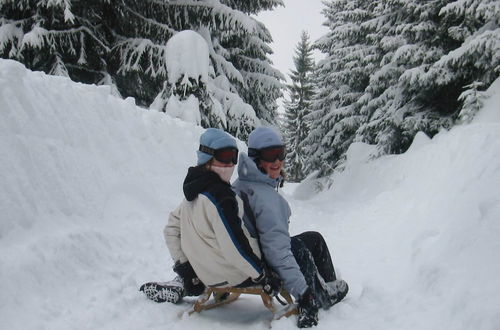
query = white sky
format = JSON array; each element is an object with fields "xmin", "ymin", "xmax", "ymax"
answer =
[{"xmin": 256, "ymin": 0, "xmax": 329, "ymax": 84}]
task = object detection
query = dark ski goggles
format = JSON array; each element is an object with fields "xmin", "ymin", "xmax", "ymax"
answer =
[
  {"xmin": 199, "ymin": 145, "xmax": 238, "ymax": 164},
  {"xmin": 248, "ymin": 145, "xmax": 286, "ymax": 162}
]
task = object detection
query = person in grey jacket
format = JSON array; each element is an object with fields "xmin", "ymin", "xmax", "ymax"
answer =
[{"xmin": 233, "ymin": 126, "xmax": 348, "ymax": 328}]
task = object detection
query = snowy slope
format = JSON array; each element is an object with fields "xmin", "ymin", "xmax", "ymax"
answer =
[
  {"xmin": 1, "ymin": 59, "xmax": 499, "ymax": 330},
  {"xmin": 0, "ymin": 59, "xmax": 205, "ymax": 329}
]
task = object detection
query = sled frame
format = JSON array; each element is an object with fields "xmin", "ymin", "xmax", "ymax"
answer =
[{"xmin": 189, "ymin": 286, "xmax": 298, "ymax": 320}]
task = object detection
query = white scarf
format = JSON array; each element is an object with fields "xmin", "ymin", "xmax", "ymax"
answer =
[{"xmin": 210, "ymin": 165, "xmax": 235, "ymax": 183}]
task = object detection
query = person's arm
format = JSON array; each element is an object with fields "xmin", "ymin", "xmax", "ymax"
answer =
[
  {"xmin": 164, "ymin": 203, "xmax": 188, "ymax": 264},
  {"xmin": 252, "ymin": 192, "xmax": 308, "ymax": 300}
]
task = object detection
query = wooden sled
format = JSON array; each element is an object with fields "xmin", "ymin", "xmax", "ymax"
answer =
[{"xmin": 189, "ymin": 286, "xmax": 298, "ymax": 320}]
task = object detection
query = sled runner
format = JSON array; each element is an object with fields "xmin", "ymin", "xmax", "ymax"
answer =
[{"xmin": 188, "ymin": 286, "xmax": 298, "ymax": 320}]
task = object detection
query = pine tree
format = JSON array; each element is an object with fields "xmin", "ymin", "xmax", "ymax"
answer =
[
  {"xmin": 355, "ymin": 0, "xmax": 459, "ymax": 155},
  {"xmin": 305, "ymin": 0, "xmax": 499, "ymax": 177},
  {"xmin": 303, "ymin": 0, "xmax": 376, "ymax": 175},
  {"xmin": 221, "ymin": 0, "xmax": 285, "ymax": 126},
  {"xmin": 283, "ymin": 31, "xmax": 315, "ymax": 182},
  {"xmin": 412, "ymin": 0, "xmax": 500, "ymax": 123},
  {"xmin": 0, "ymin": 0, "xmax": 285, "ymax": 140},
  {"xmin": 0, "ymin": 0, "xmax": 113, "ymax": 86},
  {"xmin": 109, "ymin": 0, "xmax": 284, "ymax": 137}
]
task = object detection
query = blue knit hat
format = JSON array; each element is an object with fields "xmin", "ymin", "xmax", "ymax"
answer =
[
  {"xmin": 197, "ymin": 128, "xmax": 237, "ymax": 165},
  {"xmin": 248, "ymin": 126, "xmax": 284, "ymax": 153}
]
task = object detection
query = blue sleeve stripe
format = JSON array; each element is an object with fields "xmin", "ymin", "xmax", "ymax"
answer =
[{"xmin": 201, "ymin": 192, "xmax": 262, "ymax": 274}]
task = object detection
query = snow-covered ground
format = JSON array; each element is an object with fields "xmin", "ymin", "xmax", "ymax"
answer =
[{"xmin": 1, "ymin": 59, "xmax": 499, "ymax": 329}]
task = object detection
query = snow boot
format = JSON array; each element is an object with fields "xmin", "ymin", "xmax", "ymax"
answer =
[
  {"xmin": 297, "ymin": 288, "xmax": 319, "ymax": 328},
  {"xmin": 139, "ymin": 277, "xmax": 184, "ymax": 304},
  {"xmin": 325, "ymin": 279, "xmax": 348, "ymax": 307}
]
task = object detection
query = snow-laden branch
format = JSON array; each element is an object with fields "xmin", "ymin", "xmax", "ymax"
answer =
[
  {"xmin": 197, "ymin": 27, "xmax": 245, "ymax": 85},
  {"xmin": 43, "ymin": 0, "xmax": 75, "ymax": 23},
  {"xmin": 20, "ymin": 25, "xmax": 110, "ymax": 52},
  {"xmin": 121, "ymin": 3, "xmax": 176, "ymax": 36},
  {"xmin": 425, "ymin": 28, "xmax": 500, "ymax": 85},
  {"xmin": 0, "ymin": 23, "xmax": 23, "ymax": 56},
  {"xmin": 113, "ymin": 38, "xmax": 168, "ymax": 77},
  {"xmin": 168, "ymin": 0, "xmax": 259, "ymax": 34},
  {"xmin": 240, "ymin": 70, "xmax": 283, "ymax": 92},
  {"xmin": 236, "ymin": 55, "xmax": 284, "ymax": 80}
]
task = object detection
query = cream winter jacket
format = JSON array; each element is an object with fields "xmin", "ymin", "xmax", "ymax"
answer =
[{"xmin": 164, "ymin": 166, "xmax": 263, "ymax": 288}]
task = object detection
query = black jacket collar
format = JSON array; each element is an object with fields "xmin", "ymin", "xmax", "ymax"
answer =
[{"xmin": 183, "ymin": 166, "xmax": 229, "ymax": 201}]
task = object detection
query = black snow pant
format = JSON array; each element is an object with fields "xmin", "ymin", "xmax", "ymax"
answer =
[{"xmin": 290, "ymin": 231, "xmax": 337, "ymax": 308}]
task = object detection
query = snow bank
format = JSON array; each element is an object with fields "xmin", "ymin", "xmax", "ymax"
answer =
[
  {"xmin": 473, "ymin": 77, "xmax": 500, "ymax": 124},
  {"xmin": 0, "ymin": 59, "xmax": 204, "ymax": 329}
]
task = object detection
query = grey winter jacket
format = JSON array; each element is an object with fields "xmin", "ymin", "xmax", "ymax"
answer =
[{"xmin": 233, "ymin": 153, "xmax": 308, "ymax": 299}]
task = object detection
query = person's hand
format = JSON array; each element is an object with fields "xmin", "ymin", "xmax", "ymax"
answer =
[
  {"xmin": 173, "ymin": 261, "xmax": 205, "ymax": 296},
  {"xmin": 297, "ymin": 287, "xmax": 319, "ymax": 328},
  {"xmin": 253, "ymin": 267, "xmax": 281, "ymax": 296}
]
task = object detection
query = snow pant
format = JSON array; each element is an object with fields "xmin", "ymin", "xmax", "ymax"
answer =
[{"xmin": 291, "ymin": 231, "xmax": 337, "ymax": 308}]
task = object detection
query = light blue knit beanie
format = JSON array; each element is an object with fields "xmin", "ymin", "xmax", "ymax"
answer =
[
  {"xmin": 197, "ymin": 128, "xmax": 237, "ymax": 165},
  {"xmin": 248, "ymin": 127, "xmax": 284, "ymax": 157}
]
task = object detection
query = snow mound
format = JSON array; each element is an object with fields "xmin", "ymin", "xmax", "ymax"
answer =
[
  {"xmin": 291, "ymin": 107, "xmax": 500, "ymax": 329},
  {"xmin": 473, "ymin": 76, "xmax": 500, "ymax": 124},
  {"xmin": 165, "ymin": 30, "xmax": 209, "ymax": 85},
  {"xmin": 0, "ymin": 59, "xmax": 204, "ymax": 329},
  {"xmin": 287, "ymin": 78, "xmax": 500, "ymax": 329}
]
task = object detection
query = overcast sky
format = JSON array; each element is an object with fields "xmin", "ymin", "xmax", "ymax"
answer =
[{"xmin": 256, "ymin": 0, "xmax": 329, "ymax": 84}]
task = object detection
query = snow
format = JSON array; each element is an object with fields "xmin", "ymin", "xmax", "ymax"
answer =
[
  {"xmin": 474, "ymin": 77, "xmax": 500, "ymax": 124},
  {"xmin": 21, "ymin": 25, "xmax": 48, "ymax": 49},
  {"xmin": 165, "ymin": 30, "xmax": 209, "ymax": 85},
  {"xmin": 162, "ymin": 30, "xmax": 209, "ymax": 125},
  {"xmin": 165, "ymin": 94, "xmax": 201, "ymax": 125},
  {"xmin": 1, "ymin": 58, "xmax": 500, "ymax": 329}
]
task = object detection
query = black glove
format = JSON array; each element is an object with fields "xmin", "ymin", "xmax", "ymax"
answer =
[
  {"xmin": 297, "ymin": 287, "xmax": 319, "ymax": 328},
  {"xmin": 173, "ymin": 261, "xmax": 206, "ymax": 296},
  {"xmin": 253, "ymin": 266, "xmax": 281, "ymax": 297}
]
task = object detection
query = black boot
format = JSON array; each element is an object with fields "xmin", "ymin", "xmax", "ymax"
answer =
[
  {"xmin": 297, "ymin": 288, "xmax": 319, "ymax": 328},
  {"xmin": 325, "ymin": 279, "xmax": 348, "ymax": 307}
]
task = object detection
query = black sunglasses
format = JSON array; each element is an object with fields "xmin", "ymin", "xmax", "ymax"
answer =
[
  {"xmin": 248, "ymin": 145, "xmax": 286, "ymax": 162},
  {"xmin": 199, "ymin": 145, "xmax": 238, "ymax": 164}
]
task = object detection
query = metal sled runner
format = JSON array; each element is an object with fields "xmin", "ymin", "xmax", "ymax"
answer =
[{"xmin": 189, "ymin": 286, "xmax": 298, "ymax": 320}]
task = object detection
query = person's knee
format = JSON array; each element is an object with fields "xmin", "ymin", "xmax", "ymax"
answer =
[
  {"xmin": 301, "ymin": 231, "xmax": 325, "ymax": 243},
  {"xmin": 291, "ymin": 236, "xmax": 306, "ymax": 251}
]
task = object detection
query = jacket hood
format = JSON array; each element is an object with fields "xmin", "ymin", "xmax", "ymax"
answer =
[
  {"xmin": 237, "ymin": 153, "xmax": 280, "ymax": 188},
  {"xmin": 183, "ymin": 166, "xmax": 225, "ymax": 201}
]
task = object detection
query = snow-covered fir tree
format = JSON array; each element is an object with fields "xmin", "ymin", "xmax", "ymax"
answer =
[
  {"xmin": 304, "ymin": 0, "xmax": 376, "ymax": 175},
  {"xmin": 355, "ymin": 0, "xmax": 499, "ymax": 154},
  {"xmin": 0, "ymin": 0, "xmax": 114, "ymax": 87},
  {"xmin": 306, "ymin": 0, "xmax": 499, "ymax": 177},
  {"xmin": 353, "ymin": 0, "xmax": 455, "ymax": 156},
  {"xmin": 282, "ymin": 31, "xmax": 315, "ymax": 182},
  {"xmin": 411, "ymin": 0, "xmax": 500, "ymax": 124},
  {"xmin": 0, "ymin": 0, "xmax": 284, "ymax": 139},
  {"xmin": 219, "ymin": 1, "xmax": 286, "ymax": 126},
  {"xmin": 108, "ymin": 0, "xmax": 284, "ymax": 138}
]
